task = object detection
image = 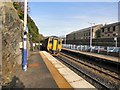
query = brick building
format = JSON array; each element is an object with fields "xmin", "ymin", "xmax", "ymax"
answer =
[
  {"xmin": 100, "ymin": 22, "xmax": 120, "ymax": 38},
  {"xmin": 66, "ymin": 24, "xmax": 103, "ymax": 41},
  {"xmin": 66, "ymin": 22, "xmax": 120, "ymax": 47}
]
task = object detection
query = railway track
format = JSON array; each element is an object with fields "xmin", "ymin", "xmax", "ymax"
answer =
[
  {"xmin": 55, "ymin": 52, "xmax": 120, "ymax": 90},
  {"xmin": 62, "ymin": 49, "xmax": 120, "ymax": 74}
]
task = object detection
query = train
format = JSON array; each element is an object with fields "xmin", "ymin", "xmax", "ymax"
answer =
[{"xmin": 42, "ymin": 36, "xmax": 62, "ymax": 55}]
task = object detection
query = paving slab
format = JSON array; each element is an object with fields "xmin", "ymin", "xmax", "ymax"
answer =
[
  {"xmin": 42, "ymin": 51, "xmax": 96, "ymax": 89},
  {"xmin": 11, "ymin": 52, "xmax": 59, "ymax": 88}
]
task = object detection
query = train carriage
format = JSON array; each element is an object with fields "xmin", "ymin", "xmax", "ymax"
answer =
[{"xmin": 42, "ymin": 36, "xmax": 62, "ymax": 55}]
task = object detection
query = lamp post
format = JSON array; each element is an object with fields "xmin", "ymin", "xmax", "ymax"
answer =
[
  {"xmin": 88, "ymin": 22, "xmax": 95, "ymax": 52},
  {"xmin": 65, "ymin": 35, "xmax": 66, "ymax": 44},
  {"xmin": 114, "ymin": 33, "xmax": 118, "ymax": 47},
  {"xmin": 22, "ymin": 0, "xmax": 28, "ymax": 71}
]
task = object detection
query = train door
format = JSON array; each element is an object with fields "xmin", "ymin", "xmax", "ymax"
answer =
[
  {"xmin": 58, "ymin": 39, "xmax": 62, "ymax": 51},
  {"xmin": 48, "ymin": 37, "xmax": 53, "ymax": 51},
  {"xmin": 52, "ymin": 39, "xmax": 58, "ymax": 51}
]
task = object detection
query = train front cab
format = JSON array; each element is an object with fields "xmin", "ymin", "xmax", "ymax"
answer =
[{"xmin": 47, "ymin": 37, "xmax": 62, "ymax": 56}]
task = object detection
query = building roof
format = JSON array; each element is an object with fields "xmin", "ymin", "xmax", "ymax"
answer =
[
  {"xmin": 69, "ymin": 24, "xmax": 103, "ymax": 34},
  {"xmin": 101, "ymin": 22, "xmax": 120, "ymax": 28}
]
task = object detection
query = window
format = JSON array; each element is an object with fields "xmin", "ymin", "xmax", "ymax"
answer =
[
  {"xmin": 84, "ymin": 33, "xmax": 86, "ymax": 36},
  {"xmin": 111, "ymin": 27, "xmax": 113, "ymax": 30},
  {"xmin": 74, "ymin": 36, "xmax": 76, "ymax": 40},
  {"xmin": 108, "ymin": 28, "xmax": 110, "ymax": 32},
  {"xmin": 105, "ymin": 28, "xmax": 108, "ymax": 32},
  {"xmin": 50, "ymin": 40, "xmax": 52, "ymax": 44},
  {"xmin": 58, "ymin": 41, "xmax": 61, "ymax": 44},
  {"xmin": 102, "ymin": 35, "xmax": 104, "ymax": 37},
  {"xmin": 113, "ymin": 26, "xmax": 115, "ymax": 31},
  {"xmin": 113, "ymin": 34, "xmax": 116, "ymax": 36},
  {"xmin": 98, "ymin": 36, "xmax": 100, "ymax": 38},
  {"xmin": 115, "ymin": 26, "xmax": 118, "ymax": 30},
  {"xmin": 92, "ymin": 29, "xmax": 93, "ymax": 32},
  {"xmin": 49, "ymin": 38, "xmax": 53, "ymax": 44},
  {"xmin": 102, "ymin": 29, "xmax": 104, "ymax": 32},
  {"xmin": 74, "ymin": 33, "xmax": 76, "ymax": 40},
  {"xmin": 86, "ymin": 33, "xmax": 88, "ymax": 36},
  {"xmin": 108, "ymin": 34, "xmax": 110, "ymax": 36}
]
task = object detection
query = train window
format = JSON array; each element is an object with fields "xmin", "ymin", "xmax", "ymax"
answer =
[
  {"xmin": 58, "ymin": 41, "xmax": 60, "ymax": 44},
  {"xmin": 49, "ymin": 38, "xmax": 53, "ymax": 44},
  {"xmin": 49, "ymin": 39, "xmax": 52, "ymax": 44}
]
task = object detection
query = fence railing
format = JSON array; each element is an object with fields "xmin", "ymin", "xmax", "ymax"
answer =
[{"xmin": 62, "ymin": 44, "xmax": 119, "ymax": 57}]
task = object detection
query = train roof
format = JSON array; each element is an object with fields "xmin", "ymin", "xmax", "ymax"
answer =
[
  {"xmin": 44, "ymin": 36, "xmax": 59, "ymax": 39},
  {"xmin": 50, "ymin": 36, "xmax": 58, "ymax": 38}
]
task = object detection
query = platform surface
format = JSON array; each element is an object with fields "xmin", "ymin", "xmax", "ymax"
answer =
[
  {"xmin": 9, "ymin": 51, "xmax": 95, "ymax": 89},
  {"xmin": 13, "ymin": 52, "xmax": 59, "ymax": 88},
  {"xmin": 62, "ymin": 48, "xmax": 120, "ymax": 63},
  {"xmin": 41, "ymin": 51, "xmax": 95, "ymax": 89}
]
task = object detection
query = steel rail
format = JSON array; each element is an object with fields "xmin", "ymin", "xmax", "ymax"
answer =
[{"xmin": 60, "ymin": 52, "xmax": 120, "ymax": 81}]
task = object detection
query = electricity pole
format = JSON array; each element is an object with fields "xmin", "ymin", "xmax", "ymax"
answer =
[
  {"xmin": 114, "ymin": 33, "xmax": 118, "ymax": 48},
  {"xmin": 88, "ymin": 22, "xmax": 95, "ymax": 52}
]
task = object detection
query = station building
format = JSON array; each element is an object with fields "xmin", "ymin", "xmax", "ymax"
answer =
[
  {"xmin": 99, "ymin": 22, "xmax": 120, "ymax": 38},
  {"xmin": 66, "ymin": 22, "xmax": 120, "ymax": 47},
  {"xmin": 66, "ymin": 24, "xmax": 103, "ymax": 41}
]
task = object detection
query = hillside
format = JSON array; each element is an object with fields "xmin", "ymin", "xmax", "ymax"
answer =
[{"xmin": 13, "ymin": 2, "xmax": 44, "ymax": 43}]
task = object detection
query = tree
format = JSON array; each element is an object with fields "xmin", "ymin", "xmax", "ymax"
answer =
[{"xmin": 13, "ymin": 2, "xmax": 44, "ymax": 43}]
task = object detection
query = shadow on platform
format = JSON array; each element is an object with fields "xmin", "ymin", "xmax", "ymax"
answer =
[{"xmin": 2, "ymin": 76, "xmax": 25, "ymax": 89}]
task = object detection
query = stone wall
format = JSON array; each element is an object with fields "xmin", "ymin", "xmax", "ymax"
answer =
[
  {"xmin": 0, "ymin": 2, "xmax": 2, "ymax": 87},
  {"xmin": 1, "ymin": 1, "xmax": 30, "ymax": 85}
]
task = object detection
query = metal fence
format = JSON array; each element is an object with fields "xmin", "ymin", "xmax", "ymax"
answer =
[{"xmin": 62, "ymin": 44, "xmax": 120, "ymax": 57}]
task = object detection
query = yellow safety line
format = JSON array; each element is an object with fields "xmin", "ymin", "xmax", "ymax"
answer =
[{"xmin": 39, "ymin": 51, "xmax": 73, "ymax": 90}]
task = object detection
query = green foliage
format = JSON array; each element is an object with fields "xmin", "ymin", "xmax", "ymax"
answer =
[
  {"xmin": 13, "ymin": 2, "xmax": 44, "ymax": 43},
  {"xmin": 13, "ymin": 2, "xmax": 24, "ymax": 20},
  {"xmin": 27, "ymin": 16, "xmax": 44, "ymax": 43}
]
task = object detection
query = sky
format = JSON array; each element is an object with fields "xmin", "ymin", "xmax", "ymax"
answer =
[{"xmin": 29, "ymin": 2, "xmax": 118, "ymax": 37}]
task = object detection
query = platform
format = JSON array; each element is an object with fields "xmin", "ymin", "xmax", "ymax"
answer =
[
  {"xmin": 10, "ymin": 51, "xmax": 95, "ymax": 89},
  {"xmin": 62, "ymin": 48, "xmax": 120, "ymax": 63},
  {"xmin": 41, "ymin": 51, "xmax": 95, "ymax": 89},
  {"xmin": 12, "ymin": 52, "xmax": 59, "ymax": 88}
]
